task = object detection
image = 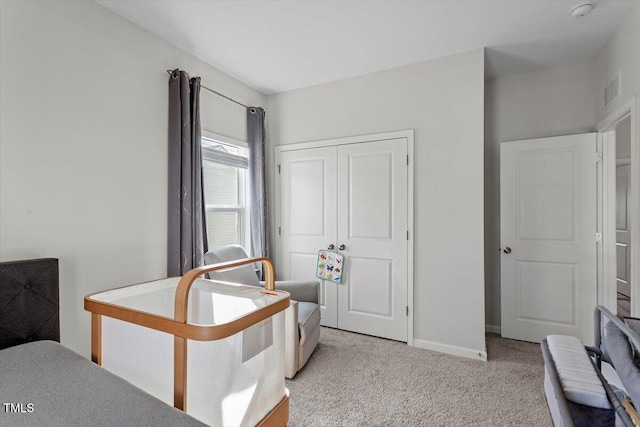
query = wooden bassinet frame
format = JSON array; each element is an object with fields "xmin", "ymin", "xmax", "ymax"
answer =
[{"xmin": 84, "ymin": 257, "xmax": 290, "ymax": 426}]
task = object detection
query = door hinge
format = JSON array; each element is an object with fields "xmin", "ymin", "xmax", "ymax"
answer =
[
  {"xmin": 406, "ymin": 306, "xmax": 409, "ymax": 316},
  {"xmin": 406, "ymin": 230, "xmax": 409, "ymax": 241},
  {"xmin": 278, "ymin": 164, "xmax": 281, "ymax": 174},
  {"xmin": 407, "ymin": 155, "xmax": 409, "ymax": 165},
  {"xmin": 596, "ymin": 152, "xmax": 602, "ymax": 163},
  {"xmin": 278, "ymin": 226, "xmax": 281, "ymax": 236},
  {"xmin": 596, "ymin": 232, "xmax": 602, "ymax": 243}
]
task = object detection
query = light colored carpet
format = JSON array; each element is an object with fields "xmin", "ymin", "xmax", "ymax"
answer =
[{"xmin": 286, "ymin": 327, "xmax": 551, "ymax": 426}]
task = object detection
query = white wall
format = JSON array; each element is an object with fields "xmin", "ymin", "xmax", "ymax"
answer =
[
  {"xmin": 267, "ymin": 50, "xmax": 486, "ymax": 359},
  {"xmin": 484, "ymin": 63, "xmax": 596, "ymax": 331},
  {"xmin": 0, "ymin": 0, "xmax": 265, "ymax": 357},
  {"xmin": 595, "ymin": 2, "xmax": 640, "ymax": 125}
]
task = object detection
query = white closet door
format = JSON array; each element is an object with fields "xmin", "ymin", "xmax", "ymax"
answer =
[
  {"xmin": 279, "ymin": 147, "xmax": 338, "ymax": 327},
  {"xmin": 336, "ymin": 138, "xmax": 408, "ymax": 341}
]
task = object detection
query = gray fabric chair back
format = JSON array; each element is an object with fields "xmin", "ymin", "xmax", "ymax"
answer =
[{"xmin": 205, "ymin": 245, "xmax": 260, "ymax": 286}]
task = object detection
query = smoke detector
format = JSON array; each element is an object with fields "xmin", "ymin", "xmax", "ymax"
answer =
[{"xmin": 570, "ymin": 2, "xmax": 594, "ymax": 18}]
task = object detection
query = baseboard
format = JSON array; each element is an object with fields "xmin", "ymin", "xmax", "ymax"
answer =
[
  {"xmin": 485, "ymin": 324, "xmax": 501, "ymax": 335},
  {"xmin": 413, "ymin": 339, "xmax": 488, "ymax": 361}
]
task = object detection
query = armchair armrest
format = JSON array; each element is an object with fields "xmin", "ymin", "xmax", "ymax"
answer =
[
  {"xmin": 260, "ymin": 280, "xmax": 319, "ymax": 303},
  {"xmin": 284, "ymin": 300, "xmax": 299, "ymax": 379}
]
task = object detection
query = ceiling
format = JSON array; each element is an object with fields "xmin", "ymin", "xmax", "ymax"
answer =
[{"xmin": 95, "ymin": 0, "xmax": 637, "ymax": 95}]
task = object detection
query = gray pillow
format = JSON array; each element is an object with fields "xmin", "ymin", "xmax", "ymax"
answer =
[
  {"xmin": 603, "ymin": 320, "xmax": 640, "ymax": 411},
  {"xmin": 623, "ymin": 317, "xmax": 640, "ymax": 365}
]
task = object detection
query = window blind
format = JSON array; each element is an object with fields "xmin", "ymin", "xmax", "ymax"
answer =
[{"xmin": 202, "ymin": 147, "xmax": 248, "ymax": 169}]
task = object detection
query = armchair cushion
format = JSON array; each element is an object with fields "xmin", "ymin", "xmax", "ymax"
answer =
[
  {"xmin": 261, "ymin": 280, "xmax": 319, "ymax": 304},
  {"xmin": 298, "ymin": 301, "xmax": 321, "ymax": 345},
  {"xmin": 300, "ymin": 321, "xmax": 321, "ymax": 369},
  {"xmin": 204, "ymin": 246, "xmax": 260, "ymax": 286}
]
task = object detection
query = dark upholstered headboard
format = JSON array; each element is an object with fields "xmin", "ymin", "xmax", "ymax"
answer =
[{"xmin": 0, "ymin": 258, "xmax": 59, "ymax": 350}]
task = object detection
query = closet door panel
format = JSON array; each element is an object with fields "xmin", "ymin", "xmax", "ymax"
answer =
[
  {"xmin": 336, "ymin": 138, "xmax": 408, "ymax": 341},
  {"xmin": 279, "ymin": 147, "xmax": 338, "ymax": 327}
]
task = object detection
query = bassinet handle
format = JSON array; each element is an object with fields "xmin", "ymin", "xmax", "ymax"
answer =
[{"xmin": 174, "ymin": 257, "xmax": 275, "ymax": 324}]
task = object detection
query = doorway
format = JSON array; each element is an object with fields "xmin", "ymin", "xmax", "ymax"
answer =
[
  {"xmin": 597, "ymin": 97, "xmax": 639, "ymax": 318},
  {"xmin": 615, "ymin": 117, "xmax": 632, "ymax": 316}
]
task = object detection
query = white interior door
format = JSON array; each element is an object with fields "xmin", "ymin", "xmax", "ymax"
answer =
[
  {"xmin": 279, "ymin": 147, "xmax": 338, "ymax": 327},
  {"xmin": 336, "ymin": 139, "xmax": 408, "ymax": 341},
  {"xmin": 501, "ymin": 133, "xmax": 597, "ymax": 344},
  {"xmin": 617, "ymin": 163, "xmax": 631, "ymax": 297}
]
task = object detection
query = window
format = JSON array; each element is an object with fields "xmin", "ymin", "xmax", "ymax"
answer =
[{"xmin": 201, "ymin": 135, "xmax": 250, "ymax": 251}]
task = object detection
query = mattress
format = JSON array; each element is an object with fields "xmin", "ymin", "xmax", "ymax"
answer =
[{"xmin": 0, "ymin": 340, "xmax": 206, "ymax": 427}]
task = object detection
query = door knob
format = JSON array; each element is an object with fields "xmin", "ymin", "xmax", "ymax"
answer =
[
  {"xmin": 339, "ymin": 244, "xmax": 346, "ymax": 251},
  {"xmin": 328, "ymin": 244, "xmax": 335, "ymax": 250},
  {"xmin": 503, "ymin": 247, "xmax": 512, "ymax": 254}
]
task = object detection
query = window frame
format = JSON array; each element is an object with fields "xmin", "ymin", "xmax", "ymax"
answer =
[{"xmin": 201, "ymin": 130, "xmax": 251, "ymax": 253}]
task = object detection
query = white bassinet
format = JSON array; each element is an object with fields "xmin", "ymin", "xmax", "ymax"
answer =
[{"xmin": 85, "ymin": 258, "xmax": 290, "ymax": 427}]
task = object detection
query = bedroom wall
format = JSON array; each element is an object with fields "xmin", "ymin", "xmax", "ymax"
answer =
[
  {"xmin": 484, "ymin": 63, "xmax": 596, "ymax": 332},
  {"xmin": 485, "ymin": 5, "xmax": 640, "ymax": 332},
  {"xmin": 267, "ymin": 49, "xmax": 487, "ymax": 359},
  {"xmin": 594, "ymin": 2, "xmax": 640, "ymax": 125},
  {"xmin": 0, "ymin": 0, "xmax": 265, "ymax": 357}
]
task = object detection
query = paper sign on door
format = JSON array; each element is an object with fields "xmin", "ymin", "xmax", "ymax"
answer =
[{"xmin": 316, "ymin": 250, "xmax": 344, "ymax": 283}]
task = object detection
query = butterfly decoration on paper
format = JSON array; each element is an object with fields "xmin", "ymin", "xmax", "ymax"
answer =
[{"xmin": 316, "ymin": 249, "xmax": 344, "ymax": 283}]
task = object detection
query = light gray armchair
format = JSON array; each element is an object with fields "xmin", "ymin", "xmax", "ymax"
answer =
[{"xmin": 205, "ymin": 245, "xmax": 320, "ymax": 379}]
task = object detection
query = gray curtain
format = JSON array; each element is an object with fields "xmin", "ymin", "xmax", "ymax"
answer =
[
  {"xmin": 167, "ymin": 69, "xmax": 208, "ymax": 276},
  {"xmin": 247, "ymin": 107, "xmax": 269, "ymax": 264}
]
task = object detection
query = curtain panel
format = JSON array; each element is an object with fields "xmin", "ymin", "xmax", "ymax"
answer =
[
  {"xmin": 167, "ymin": 69, "xmax": 208, "ymax": 276},
  {"xmin": 247, "ymin": 107, "xmax": 269, "ymax": 263}
]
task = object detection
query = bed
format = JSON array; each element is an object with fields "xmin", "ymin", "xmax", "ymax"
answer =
[
  {"xmin": 0, "ymin": 258, "xmax": 206, "ymax": 426},
  {"xmin": 0, "ymin": 257, "xmax": 290, "ymax": 427}
]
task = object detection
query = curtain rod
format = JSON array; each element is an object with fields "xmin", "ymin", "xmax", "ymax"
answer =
[{"xmin": 166, "ymin": 69, "xmax": 249, "ymax": 109}]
